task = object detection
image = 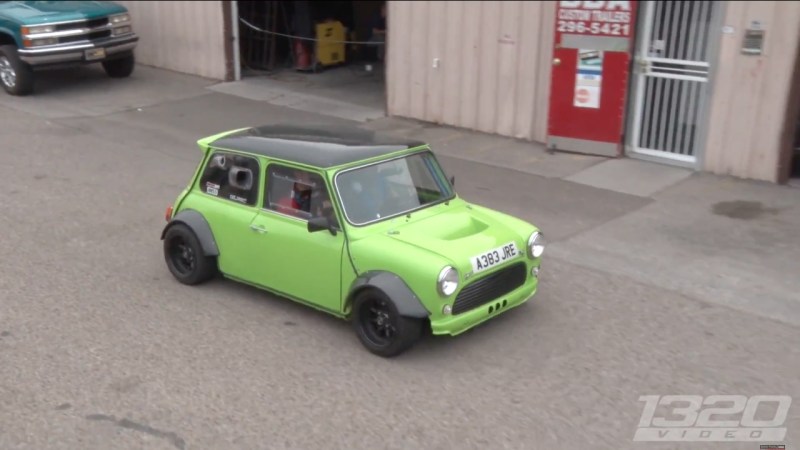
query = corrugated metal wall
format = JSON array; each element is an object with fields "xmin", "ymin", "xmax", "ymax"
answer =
[
  {"xmin": 117, "ymin": 1, "xmax": 228, "ymax": 80},
  {"xmin": 386, "ymin": 1, "xmax": 555, "ymax": 143},
  {"xmin": 703, "ymin": 0, "xmax": 800, "ymax": 182}
]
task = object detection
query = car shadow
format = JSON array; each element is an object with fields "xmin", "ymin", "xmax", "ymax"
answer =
[
  {"xmin": 209, "ymin": 273, "xmax": 541, "ymax": 362},
  {"xmin": 209, "ymin": 274, "xmax": 356, "ymax": 334},
  {"xmin": 30, "ymin": 65, "xmax": 119, "ymax": 95},
  {"xmin": 410, "ymin": 302, "xmax": 541, "ymax": 358}
]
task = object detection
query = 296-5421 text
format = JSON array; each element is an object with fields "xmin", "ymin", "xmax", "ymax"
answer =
[{"xmin": 557, "ymin": 20, "xmax": 630, "ymax": 36}]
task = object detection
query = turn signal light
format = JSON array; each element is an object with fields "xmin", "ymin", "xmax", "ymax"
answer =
[{"xmin": 165, "ymin": 205, "xmax": 173, "ymax": 222}]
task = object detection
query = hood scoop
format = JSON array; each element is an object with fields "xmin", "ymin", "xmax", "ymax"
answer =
[
  {"xmin": 444, "ymin": 217, "xmax": 489, "ymax": 240},
  {"xmin": 385, "ymin": 207, "xmax": 491, "ymax": 242}
]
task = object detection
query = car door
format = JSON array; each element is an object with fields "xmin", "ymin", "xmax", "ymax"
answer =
[{"xmin": 247, "ymin": 162, "xmax": 345, "ymax": 313}]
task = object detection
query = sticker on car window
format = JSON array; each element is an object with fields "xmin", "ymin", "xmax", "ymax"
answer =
[{"xmin": 206, "ymin": 182, "xmax": 220, "ymax": 196}]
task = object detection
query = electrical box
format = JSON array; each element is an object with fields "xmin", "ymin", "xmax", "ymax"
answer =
[
  {"xmin": 315, "ymin": 21, "xmax": 346, "ymax": 67},
  {"xmin": 741, "ymin": 21, "xmax": 765, "ymax": 55}
]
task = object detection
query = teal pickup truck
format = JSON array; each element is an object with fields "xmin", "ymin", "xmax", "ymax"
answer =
[{"xmin": 0, "ymin": 1, "xmax": 138, "ymax": 96}]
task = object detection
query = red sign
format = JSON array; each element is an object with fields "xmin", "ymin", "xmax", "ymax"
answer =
[
  {"xmin": 546, "ymin": 1, "xmax": 638, "ymax": 157},
  {"xmin": 575, "ymin": 88, "xmax": 590, "ymax": 103}
]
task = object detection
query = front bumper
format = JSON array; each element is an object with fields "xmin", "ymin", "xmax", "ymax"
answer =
[
  {"xmin": 429, "ymin": 268, "xmax": 539, "ymax": 336},
  {"xmin": 18, "ymin": 34, "xmax": 138, "ymax": 66}
]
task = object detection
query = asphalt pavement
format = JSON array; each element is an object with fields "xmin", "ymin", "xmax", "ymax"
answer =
[{"xmin": 0, "ymin": 64, "xmax": 798, "ymax": 450}]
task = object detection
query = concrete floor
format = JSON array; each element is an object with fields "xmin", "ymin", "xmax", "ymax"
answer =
[
  {"xmin": 0, "ymin": 63, "xmax": 798, "ymax": 450},
  {"xmin": 209, "ymin": 63, "xmax": 386, "ymax": 122}
]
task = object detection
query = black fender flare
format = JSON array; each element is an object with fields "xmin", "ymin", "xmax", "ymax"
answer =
[
  {"xmin": 348, "ymin": 271, "xmax": 430, "ymax": 318},
  {"xmin": 160, "ymin": 209, "xmax": 219, "ymax": 256}
]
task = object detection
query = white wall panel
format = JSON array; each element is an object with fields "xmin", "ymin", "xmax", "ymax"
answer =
[
  {"xmin": 704, "ymin": 1, "xmax": 800, "ymax": 181},
  {"xmin": 117, "ymin": 1, "xmax": 227, "ymax": 80},
  {"xmin": 387, "ymin": 0, "xmax": 554, "ymax": 142}
]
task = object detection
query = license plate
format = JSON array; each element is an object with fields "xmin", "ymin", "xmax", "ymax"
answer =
[
  {"xmin": 470, "ymin": 241, "xmax": 520, "ymax": 274},
  {"xmin": 85, "ymin": 48, "xmax": 106, "ymax": 61}
]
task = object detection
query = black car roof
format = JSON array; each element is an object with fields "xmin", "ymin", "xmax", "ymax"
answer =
[{"xmin": 209, "ymin": 124, "xmax": 428, "ymax": 168}]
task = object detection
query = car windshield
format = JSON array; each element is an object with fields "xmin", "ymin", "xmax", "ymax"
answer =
[{"xmin": 335, "ymin": 151, "xmax": 454, "ymax": 225}]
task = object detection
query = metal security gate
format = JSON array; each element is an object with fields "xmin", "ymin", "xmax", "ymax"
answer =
[{"xmin": 629, "ymin": 0, "xmax": 717, "ymax": 165}]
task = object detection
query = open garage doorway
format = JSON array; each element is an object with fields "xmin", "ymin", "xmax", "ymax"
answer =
[
  {"xmin": 780, "ymin": 34, "xmax": 800, "ymax": 187},
  {"xmin": 231, "ymin": 0, "xmax": 387, "ymax": 121},
  {"xmin": 786, "ymin": 99, "xmax": 800, "ymax": 187}
]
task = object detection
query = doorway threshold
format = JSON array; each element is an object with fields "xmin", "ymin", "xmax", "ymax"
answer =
[{"xmin": 207, "ymin": 66, "xmax": 386, "ymax": 123}]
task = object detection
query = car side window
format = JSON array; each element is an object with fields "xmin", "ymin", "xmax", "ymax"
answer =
[
  {"xmin": 265, "ymin": 165, "xmax": 338, "ymax": 226},
  {"xmin": 198, "ymin": 151, "xmax": 260, "ymax": 206}
]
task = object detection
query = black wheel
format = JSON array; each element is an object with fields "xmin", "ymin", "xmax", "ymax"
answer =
[
  {"xmin": 0, "ymin": 45, "xmax": 34, "ymax": 96},
  {"xmin": 102, "ymin": 54, "xmax": 135, "ymax": 78},
  {"xmin": 163, "ymin": 224, "xmax": 217, "ymax": 285},
  {"xmin": 352, "ymin": 289, "xmax": 423, "ymax": 357}
]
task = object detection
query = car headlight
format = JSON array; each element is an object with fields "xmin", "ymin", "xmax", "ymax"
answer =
[
  {"xmin": 437, "ymin": 266, "xmax": 459, "ymax": 297},
  {"xmin": 23, "ymin": 38, "xmax": 58, "ymax": 47},
  {"xmin": 110, "ymin": 13, "xmax": 131, "ymax": 24},
  {"xmin": 112, "ymin": 25, "xmax": 132, "ymax": 36},
  {"xmin": 21, "ymin": 25, "xmax": 56, "ymax": 35},
  {"xmin": 528, "ymin": 231, "xmax": 545, "ymax": 258}
]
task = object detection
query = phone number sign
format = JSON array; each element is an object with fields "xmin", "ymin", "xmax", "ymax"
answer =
[{"xmin": 557, "ymin": 1, "xmax": 635, "ymax": 38}]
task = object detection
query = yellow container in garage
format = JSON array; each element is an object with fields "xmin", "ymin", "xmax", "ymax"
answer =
[{"xmin": 315, "ymin": 21, "xmax": 346, "ymax": 67}]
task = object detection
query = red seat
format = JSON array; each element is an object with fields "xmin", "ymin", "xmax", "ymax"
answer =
[{"xmin": 274, "ymin": 195, "xmax": 305, "ymax": 218}]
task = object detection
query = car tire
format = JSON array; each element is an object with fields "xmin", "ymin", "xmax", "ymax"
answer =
[
  {"xmin": 163, "ymin": 223, "xmax": 217, "ymax": 285},
  {"xmin": 0, "ymin": 45, "xmax": 34, "ymax": 96},
  {"xmin": 352, "ymin": 289, "xmax": 423, "ymax": 357},
  {"xmin": 102, "ymin": 54, "xmax": 135, "ymax": 78}
]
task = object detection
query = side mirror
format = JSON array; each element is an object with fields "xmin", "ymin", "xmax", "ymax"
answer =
[{"xmin": 308, "ymin": 216, "xmax": 337, "ymax": 236}]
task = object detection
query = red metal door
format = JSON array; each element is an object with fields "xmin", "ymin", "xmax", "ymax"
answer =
[{"xmin": 547, "ymin": 1, "xmax": 639, "ymax": 157}]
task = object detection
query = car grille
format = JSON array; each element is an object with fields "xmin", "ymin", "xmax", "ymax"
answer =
[
  {"xmin": 54, "ymin": 17, "xmax": 109, "ymax": 31},
  {"xmin": 60, "ymin": 30, "xmax": 112, "ymax": 44},
  {"xmin": 53, "ymin": 17, "xmax": 111, "ymax": 44},
  {"xmin": 452, "ymin": 262, "xmax": 527, "ymax": 315}
]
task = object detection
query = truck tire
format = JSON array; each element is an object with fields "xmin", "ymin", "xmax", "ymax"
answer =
[
  {"xmin": 0, "ymin": 45, "xmax": 34, "ymax": 96},
  {"xmin": 102, "ymin": 54, "xmax": 135, "ymax": 78}
]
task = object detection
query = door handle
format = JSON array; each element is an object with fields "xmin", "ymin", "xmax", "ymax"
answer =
[
  {"xmin": 553, "ymin": 58, "xmax": 561, "ymax": 66},
  {"xmin": 249, "ymin": 224, "xmax": 268, "ymax": 234}
]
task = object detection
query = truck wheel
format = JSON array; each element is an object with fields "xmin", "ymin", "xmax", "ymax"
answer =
[
  {"xmin": 163, "ymin": 224, "xmax": 217, "ymax": 285},
  {"xmin": 102, "ymin": 54, "xmax": 135, "ymax": 78},
  {"xmin": 0, "ymin": 45, "xmax": 34, "ymax": 96},
  {"xmin": 352, "ymin": 289, "xmax": 423, "ymax": 357}
]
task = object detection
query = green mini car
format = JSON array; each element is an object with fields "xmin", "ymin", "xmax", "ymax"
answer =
[{"xmin": 161, "ymin": 125, "xmax": 545, "ymax": 357}]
